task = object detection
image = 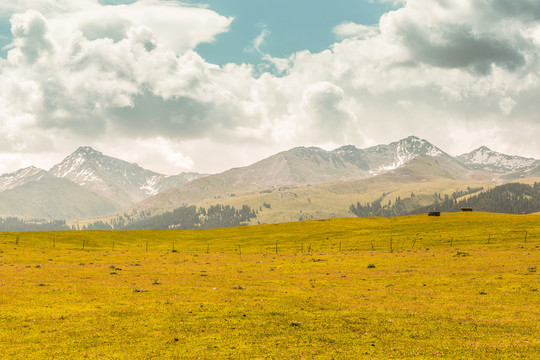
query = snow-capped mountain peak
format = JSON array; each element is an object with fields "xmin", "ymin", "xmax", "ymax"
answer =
[
  {"xmin": 397, "ymin": 136, "xmax": 443, "ymax": 154},
  {"xmin": 331, "ymin": 136, "xmax": 450, "ymax": 175},
  {"xmin": 49, "ymin": 146, "xmax": 106, "ymax": 185},
  {"xmin": 48, "ymin": 146, "xmax": 206, "ymax": 206},
  {"xmin": 75, "ymin": 146, "xmax": 100, "ymax": 154},
  {"xmin": 0, "ymin": 166, "xmax": 47, "ymax": 192},
  {"xmin": 367, "ymin": 136, "xmax": 445, "ymax": 172},
  {"xmin": 458, "ymin": 146, "xmax": 537, "ymax": 173},
  {"xmin": 394, "ymin": 136, "xmax": 443, "ymax": 162}
]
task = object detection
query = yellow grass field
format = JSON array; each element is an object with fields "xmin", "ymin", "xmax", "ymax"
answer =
[{"xmin": 1, "ymin": 212, "xmax": 539, "ymax": 359}]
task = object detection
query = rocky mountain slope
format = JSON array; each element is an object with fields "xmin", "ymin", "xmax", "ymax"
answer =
[
  {"xmin": 0, "ymin": 166, "xmax": 47, "ymax": 192},
  {"xmin": 334, "ymin": 136, "xmax": 448, "ymax": 174},
  {"xmin": 458, "ymin": 146, "xmax": 537, "ymax": 173},
  {"xmin": 49, "ymin": 146, "xmax": 206, "ymax": 207},
  {"xmin": 125, "ymin": 138, "xmax": 486, "ymax": 217},
  {"xmin": 115, "ymin": 154, "xmax": 494, "ymax": 227},
  {"xmin": 0, "ymin": 173, "xmax": 119, "ymax": 220},
  {"xmin": 1, "ymin": 136, "xmax": 538, "ymax": 222},
  {"xmin": 0, "ymin": 147, "xmax": 206, "ymax": 219},
  {"xmin": 501, "ymin": 163, "xmax": 540, "ymax": 181}
]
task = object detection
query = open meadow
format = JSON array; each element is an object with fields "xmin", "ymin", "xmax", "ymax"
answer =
[{"xmin": 0, "ymin": 212, "xmax": 539, "ymax": 359}]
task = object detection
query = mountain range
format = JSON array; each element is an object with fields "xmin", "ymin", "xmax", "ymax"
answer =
[
  {"xmin": 49, "ymin": 146, "xmax": 204, "ymax": 206},
  {"xmin": 0, "ymin": 136, "xmax": 538, "ymax": 222},
  {"xmin": 457, "ymin": 146, "xmax": 538, "ymax": 173},
  {"xmin": 0, "ymin": 147, "xmax": 207, "ymax": 219}
]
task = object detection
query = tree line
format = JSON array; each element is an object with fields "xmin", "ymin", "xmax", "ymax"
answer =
[
  {"xmin": 0, "ymin": 203, "xmax": 259, "ymax": 232},
  {"xmin": 351, "ymin": 183, "xmax": 539, "ymax": 217},
  {"xmin": 411, "ymin": 182, "xmax": 540, "ymax": 215},
  {"xmin": 83, "ymin": 204, "xmax": 258, "ymax": 231},
  {"xmin": 0, "ymin": 217, "xmax": 70, "ymax": 232}
]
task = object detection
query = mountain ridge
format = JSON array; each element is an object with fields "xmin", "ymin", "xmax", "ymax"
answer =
[
  {"xmin": 49, "ymin": 146, "xmax": 208, "ymax": 207},
  {"xmin": 111, "ymin": 155, "xmax": 495, "ymax": 228},
  {"xmin": 0, "ymin": 147, "xmax": 207, "ymax": 220},
  {"xmin": 0, "ymin": 166, "xmax": 47, "ymax": 192},
  {"xmin": 0, "ymin": 172, "xmax": 119, "ymax": 220},
  {"xmin": 1, "ymin": 136, "xmax": 538, "ymax": 222},
  {"xmin": 121, "ymin": 138, "xmax": 495, "ymax": 219},
  {"xmin": 458, "ymin": 146, "xmax": 537, "ymax": 173}
]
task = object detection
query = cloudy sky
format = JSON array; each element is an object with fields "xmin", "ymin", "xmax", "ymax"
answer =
[{"xmin": 0, "ymin": 0, "xmax": 539, "ymax": 175}]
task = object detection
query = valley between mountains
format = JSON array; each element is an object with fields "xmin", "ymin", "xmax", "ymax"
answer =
[{"xmin": 1, "ymin": 136, "xmax": 539, "ymax": 229}]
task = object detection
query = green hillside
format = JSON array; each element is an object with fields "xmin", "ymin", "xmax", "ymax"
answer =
[
  {"xmin": 0, "ymin": 174, "xmax": 120, "ymax": 220},
  {"xmin": 110, "ymin": 156, "xmax": 491, "ymax": 228}
]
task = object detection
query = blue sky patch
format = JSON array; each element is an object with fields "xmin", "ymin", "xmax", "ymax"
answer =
[
  {"xmin": 192, "ymin": 0, "xmax": 397, "ymax": 65},
  {"xmin": 0, "ymin": 0, "xmax": 398, "ymax": 64}
]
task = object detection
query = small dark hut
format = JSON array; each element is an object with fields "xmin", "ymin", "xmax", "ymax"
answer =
[
  {"xmin": 428, "ymin": 211, "xmax": 441, "ymax": 216},
  {"xmin": 461, "ymin": 207, "xmax": 473, "ymax": 212}
]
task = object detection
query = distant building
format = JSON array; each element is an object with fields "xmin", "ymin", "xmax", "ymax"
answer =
[
  {"xmin": 428, "ymin": 211, "xmax": 441, "ymax": 216},
  {"xmin": 461, "ymin": 207, "xmax": 473, "ymax": 212}
]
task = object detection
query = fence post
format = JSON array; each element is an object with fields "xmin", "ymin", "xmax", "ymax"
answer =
[
  {"xmin": 390, "ymin": 236, "xmax": 393, "ymax": 251},
  {"xmin": 275, "ymin": 241, "xmax": 278, "ymax": 255},
  {"xmin": 525, "ymin": 231, "xmax": 528, "ymax": 243},
  {"xmin": 371, "ymin": 239, "xmax": 374, "ymax": 251},
  {"xmin": 146, "ymin": 242, "xmax": 148, "ymax": 252},
  {"xmin": 412, "ymin": 238, "xmax": 416, "ymax": 249},
  {"xmin": 339, "ymin": 242, "xmax": 342, "ymax": 252},
  {"xmin": 82, "ymin": 240, "xmax": 85, "ymax": 250},
  {"xmin": 238, "ymin": 245, "xmax": 242, "ymax": 256}
]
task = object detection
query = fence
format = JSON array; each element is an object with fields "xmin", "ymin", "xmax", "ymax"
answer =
[{"xmin": 0, "ymin": 228, "xmax": 537, "ymax": 255}]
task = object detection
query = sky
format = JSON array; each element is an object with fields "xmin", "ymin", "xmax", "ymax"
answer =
[{"xmin": 0, "ymin": 0, "xmax": 539, "ymax": 175}]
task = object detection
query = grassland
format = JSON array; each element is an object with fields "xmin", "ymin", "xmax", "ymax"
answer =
[
  {"xmin": 101, "ymin": 156, "xmax": 494, "ymax": 228},
  {"xmin": 193, "ymin": 177, "xmax": 491, "ymax": 225},
  {"xmin": 1, "ymin": 212, "xmax": 539, "ymax": 359}
]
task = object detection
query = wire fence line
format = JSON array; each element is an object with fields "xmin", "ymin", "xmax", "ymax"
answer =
[{"xmin": 0, "ymin": 229, "xmax": 536, "ymax": 255}]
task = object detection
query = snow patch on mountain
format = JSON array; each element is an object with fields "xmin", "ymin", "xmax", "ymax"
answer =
[
  {"xmin": 376, "ymin": 136, "xmax": 444, "ymax": 172},
  {"xmin": 48, "ymin": 146, "xmax": 206, "ymax": 205},
  {"xmin": 459, "ymin": 146, "xmax": 537, "ymax": 172},
  {"xmin": 50, "ymin": 147, "xmax": 109, "ymax": 190},
  {"xmin": 141, "ymin": 176, "xmax": 162, "ymax": 196},
  {"xmin": 0, "ymin": 166, "xmax": 46, "ymax": 192}
]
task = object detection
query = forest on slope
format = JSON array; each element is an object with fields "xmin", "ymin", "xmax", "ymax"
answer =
[
  {"xmin": 350, "ymin": 183, "xmax": 540, "ymax": 217},
  {"xmin": 1, "ymin": 204, "xmax": 258, "ymax": 232}
]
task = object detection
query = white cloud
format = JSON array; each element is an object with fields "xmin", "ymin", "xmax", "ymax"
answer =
[
  {"xmin": 299, "ymin": 82, "xmax": 358, "ymax": 142},
  {"xmin": 46, "ymin": 1, "xmax": 231, "ymax": 53},
  {"xmin": 249, "ymin": 27, "xmax": 290, "ymax": 74},
  {"xmin": 333, "ymin": 22, "xmax": 379, "ymax": 40},
  {"xmin": 1, "ymin": 0, "xmax": 540, "ymax": 176},
  {"xmin": 9, "ymin": 10, "xmax": 54, "ymax": 64},
  {"xmin": 94, "ymin": 136, "xmax": 196, "ymax": 174},
  {"xmin": 499, "ymin": 97, "xmax": 517, "ymax": 115},
  {"xmin": 0, "ymin": 0, "xmax": 96, "ymax": 16},
  {"xmin": 0, "ymin": 2, "xmax": 234, "ymax": 137}
]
